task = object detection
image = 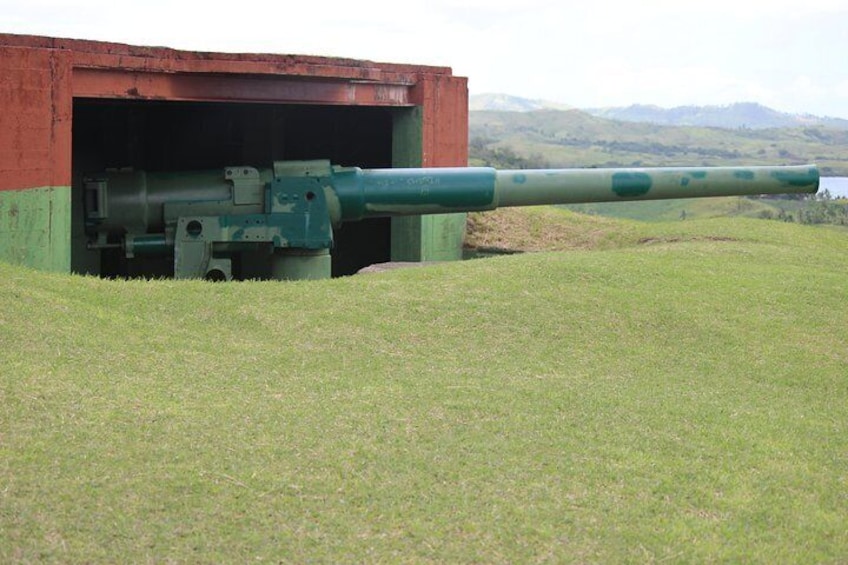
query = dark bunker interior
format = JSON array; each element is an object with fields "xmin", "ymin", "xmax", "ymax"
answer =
[{"xmin": 71, "ymin": 99, "xmax": 404, "ymax": 278}]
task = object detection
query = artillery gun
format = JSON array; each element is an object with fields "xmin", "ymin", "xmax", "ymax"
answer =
[{"xmin": 83, "ymin": 160, "xmax": 819, "ymax": 280}]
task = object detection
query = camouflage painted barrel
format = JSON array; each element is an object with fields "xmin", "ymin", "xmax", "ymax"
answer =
[{"xmin": 331, "ymin": 164, "xmax": 819, "ymax": 221}]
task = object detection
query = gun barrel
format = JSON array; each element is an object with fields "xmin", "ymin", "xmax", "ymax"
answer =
[
  {"xmin": 494, "ymin": 165, "xmax": 820, "ymax": 207},
  {"xmin": 81, "ymin": 160, "xmax": 821, "ymax": 281},
  {"xmin": 333, "ymin": 164, "xmax": 819, "ymax": 221}
]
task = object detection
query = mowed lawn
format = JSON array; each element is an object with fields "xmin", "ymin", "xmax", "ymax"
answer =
[{"xmin": 1, "ymin": 214, "xmax": 846, "ymax": 563}]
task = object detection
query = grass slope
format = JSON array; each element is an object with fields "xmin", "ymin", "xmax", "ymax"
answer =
[
  {"xmin": 563, "ymin": 196, "xmax": 788, "ymax": 223},
  {"xmin": 2, "ymin": 215, "xmax": 847, "ymax": 562}
]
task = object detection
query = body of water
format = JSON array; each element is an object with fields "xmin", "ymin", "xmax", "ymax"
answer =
[{"xmin": 819, "ymin": 177, "xmax": 848, "ymax": 198}]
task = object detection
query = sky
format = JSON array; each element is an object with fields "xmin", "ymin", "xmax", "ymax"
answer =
[{"xmin": 3, "ymin": 0, "xmax": 848, "ymax": 118}]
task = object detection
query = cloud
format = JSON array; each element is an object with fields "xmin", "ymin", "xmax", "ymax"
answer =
[{"xmin": 2, "ymin": 0, "xmax": 846, "ymax": 117}]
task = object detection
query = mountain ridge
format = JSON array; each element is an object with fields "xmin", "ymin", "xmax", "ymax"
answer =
[{"xmin": 470, "ymin": 93, "xmax": 848, "ymax": 130}]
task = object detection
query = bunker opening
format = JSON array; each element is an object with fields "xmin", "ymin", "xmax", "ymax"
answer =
[{"xmin": 71, "ymin": 99, "xmax": 398, "ymax": 279}]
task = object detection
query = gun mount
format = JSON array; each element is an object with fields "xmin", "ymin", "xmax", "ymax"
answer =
[{"xmin": 84, "ymin": 160, "xmax": 819, "ymax": 280}]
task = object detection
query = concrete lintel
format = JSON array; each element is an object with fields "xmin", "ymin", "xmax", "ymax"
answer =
[{"xmin": 72, "ymin": 68, "xmax": 414, "ymax": 106}]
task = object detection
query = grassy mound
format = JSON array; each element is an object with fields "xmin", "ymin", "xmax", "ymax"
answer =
[
  {"xmin": 465, "ymin": 207, "xmax": 639, "ymax": 253},
  {"xmin": 2, "ymin": 213, "xmax": 847, "ymax": 562},
  {"xmin": 562, "ymin": 195, "xmax": 782, "ymax": 222}
]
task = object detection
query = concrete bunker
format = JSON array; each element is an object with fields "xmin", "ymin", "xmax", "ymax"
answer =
[{"xmin": 0, "ymin": 34, "xmax": 470, "ymax": 278}]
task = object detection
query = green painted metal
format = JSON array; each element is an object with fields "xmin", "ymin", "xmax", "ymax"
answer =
[
  {"xmin": 0, "ymin": 186, "xmax": 71, "ymax": 272},
  {"xmin": 332, "ymin": 167, "xmax": 498, "ymax": 220},
  {"xmin": 83, "ymin": 161, "xmax": 819, "ymax": 281},
  {"xmin": 270, "ymin": 249, "xmax": 332, "ymax": 280},
  {"xmin": 125, "ymin": 233, "xmax": 171, "ymax": 257}
]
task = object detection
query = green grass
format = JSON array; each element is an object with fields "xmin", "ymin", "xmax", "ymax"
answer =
[
  {"xmin": 563, "ymin": 197, "xmax": 848, "ymax": 226},
  {"xmin": 2, "ymin": 215, "xmax": 847, "ymax": 562}
]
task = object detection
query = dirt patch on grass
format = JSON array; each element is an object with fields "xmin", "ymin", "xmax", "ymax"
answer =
[
  {"xmin": 637, "ymin": 236, "xmax": 737, "ymax": 245},
  {"xmin": 464, "ymin": 208, "xmax": 636, "ymax": 254}
]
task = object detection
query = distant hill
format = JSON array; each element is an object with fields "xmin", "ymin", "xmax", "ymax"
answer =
[
  {"xmin": 584, "ymin": 102, "xmax": 848, "ymax": 130},
  {"xmin": 468, "ymin": 108, "xmax": 848, "ymax": 176},
  {"xmin": 469, "ymin": 93, "xmax": 573, "ymax": 112},
  {"xmin": 469, "ymin": 94, "xmax": 848, "ymax": 130}
]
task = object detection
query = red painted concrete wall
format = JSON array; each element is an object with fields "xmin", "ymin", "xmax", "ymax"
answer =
[
  {"xmin": 0, "ymin": 33, "xmax": 468, "ymax": 189},
  {"xmin": 412, "ymin": 74, "xmax": 469, "ymax": 168},
  {"xmin": 0, "ymin": 44, "xmax": 72, "ymax": 191}
]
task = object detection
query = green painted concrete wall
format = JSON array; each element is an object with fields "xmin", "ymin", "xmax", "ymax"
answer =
[
  {"xmin": 390, "ymin": 106, "xmax": 466, "ymax": 262},
  {"xmin": 391, "ymin": 213, "xmax": 467, "ymax": 262},
  {"xmin": 0, "ymin": 186, "xmax": 71, "ymax": 272}
]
